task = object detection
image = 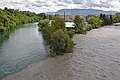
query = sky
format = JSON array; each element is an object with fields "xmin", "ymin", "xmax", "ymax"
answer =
[{"xmin": 0, "ymin": 0, "xmax": 120, "ymax": 13}]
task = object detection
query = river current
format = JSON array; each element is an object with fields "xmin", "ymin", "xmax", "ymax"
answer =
[{"xmin": 0, "ymin": 23, "xmax": 49, "ymax": 79}]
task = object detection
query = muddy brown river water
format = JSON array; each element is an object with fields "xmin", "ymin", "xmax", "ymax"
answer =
[{"xmin": 3, "ymin": 25, "xmax": 120, "ymax": 80}]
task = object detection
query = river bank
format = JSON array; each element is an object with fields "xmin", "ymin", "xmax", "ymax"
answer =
[{"xmin": 3, "ymin": 25, "xmax": 120, "ymax": 80}]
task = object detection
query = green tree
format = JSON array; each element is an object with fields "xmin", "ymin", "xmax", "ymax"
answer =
[
  {"xmin": 38, "ymin": 17, "xmax": 74, "ymax": 55},
  {"xmin": 74, "ymin": 15, "xmax": 85, "ymax": 33},
  {"xmin": 51, "ymin": 29, "xmax": 74, "ymax": 55},
  {"xmin": 0, "ymin": 22, "xmax": 6, "ymax": 32},
  {"xmin": 89, "ymin": 16, "xmax": 102, "ymax": 28},
  {"xmin": 38, "ymin": 19, "xmax": 49, "ymax": 31},
  {"xmin": 52, "ymin": 17, "xmax": 65, "ymax": 30},
  {"xmin": 113, "ymin": 14, "xmax": 120, "ymax": 23},
  {"xmin": 0, "ymin": 7, "xmax": 40, "ymax": 32},
  {"xmin": 86, "ymin": 24, "xmax": 93, "ymax": 31},
  {"xmin": 100, "ymin": 14, "xmax": 113, "ymax": 25}
]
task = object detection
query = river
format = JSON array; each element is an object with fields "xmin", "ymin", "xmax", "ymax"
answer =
[
  {"xmin": 2, "ymin": 23, "xmax": 120, "ymax": 80},
  {"xmin": 0, "ymin": 23, "xmax": 49, "ymax": 79}
]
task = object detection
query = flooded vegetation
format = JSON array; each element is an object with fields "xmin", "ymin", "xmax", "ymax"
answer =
[{"xmin": 3, "ymin": 24, "xmax": 120, "ymax": 80}]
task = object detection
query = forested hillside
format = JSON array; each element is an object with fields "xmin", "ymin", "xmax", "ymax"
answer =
[{"xmin": 0, "ymin": 7, "xmax": 40, "ymax": 32}]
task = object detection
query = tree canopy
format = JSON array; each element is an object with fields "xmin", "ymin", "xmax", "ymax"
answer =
[
  {"xmin": 113, "ymin": 13, "xmax": 120, "ymax": 23},
  {"xmin": 0, "ymin": 8, "xmax": 40, "ymax": 32},
  {"xmin": 89, "ymin": 16, "xmax": 103, "ymax": 28},
  {"xmin": 100, "ymin": 14, "xmax": 112, "ymax": 25},
  {"xmin": 74, "ymin": 15, "xmax": 86, "ymax": 34}
]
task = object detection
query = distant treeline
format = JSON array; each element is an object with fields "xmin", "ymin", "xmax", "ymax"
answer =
[
  {"xmin": 0, "ymin": 7, "xmax": 40, "ymax": 32},
  {"xmin": 97, "ymin": 13, "xmax": 120, "ymax": 26}
]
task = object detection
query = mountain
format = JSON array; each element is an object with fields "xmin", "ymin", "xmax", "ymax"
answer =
[
  {"xmin": 46, "ymin": 12, "xmax": 55, "ymax": 15},
  {"xmin": 55, "ymin": 9, "xmax": 118, "ymax": 15}
]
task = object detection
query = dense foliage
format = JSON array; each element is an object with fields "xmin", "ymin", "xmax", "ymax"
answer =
[
  {"xmin": 100, "ymin": 14, "xmax": 112, "ymax": 25},
  {"xmin": 74, "ymin": 15, "xmax": 86, "ymax": 34},
  {"xmin": 38, "ymin": 19, "xmax": 49, "ymax": 31},
  {"xmin": 38, "ymin": 13, "xmax": 120, "ymax": 56},
  {"xmin": 38, "ymin": 17, "xmax": 74, "ymax": 55},
  {"xmin": 89, "ymin": 16, "xmax": 103, "ymax": 28},
  {"xmin": 51, "ymin": 29, "xmax": 74, "ymax": 55},
  {"xmin": 112, "ymin": 13, "xmax": 120, "ymax": 23},
  {"xmin": 0, "ymin": 8, "xmax": 40, "ymax": 32},
  {"xmin": 73, "ymin": 15, "xmax": 103, "ymax": 34},
  {"xmin": 85, "ymin": 24, "xmax": 93, "ymax": 31}
]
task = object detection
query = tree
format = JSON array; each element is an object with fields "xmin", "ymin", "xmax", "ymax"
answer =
[
  {"xmin": 110, "ymin": 15, "xmax": 113, "ymax": 24},
  {"xmin": 89, "ymin": 16, "xmax": 102, "ymax": 28},
  {"xmin": 52, "ymin": 17, "xmax": 66, "ymax": 30},
  {"xmin": 4, "ymin": 7, "xmax": 8, "ymax": 10},
  {"xmin": 113, "ymin": 14, "xmax": 120, "ymax": 23},
  {"xmin": 0, "ymin": 8, "xmax": 40, "ymax": 32},
  {"xmin": 51, "ymin": 29, "xmax": 74, "ymax": 55},
  {"xmin": 38, "ymin": 17, "xmax": 74, "ymax": 55},
  {"xmin": 100, "ymin": 14, "xmax": 113, "ymax": 25},
  {"xmin": 86, "ymin": 24, "xmax": 93, "ymax": 31},
  {"xmin": 38, "ymin": 19, "xmax": 49, "ymax": 31},
  {"xmin": 0, "ymin": 22, "xmax": 6, "ymax": 32},
  {"xmin": 74, "ymin": 15, "xmax": 85, "ymax": 33},
  {"xmin": 41, "ymin": 17, "xmax": 66, "ymax": 42}
]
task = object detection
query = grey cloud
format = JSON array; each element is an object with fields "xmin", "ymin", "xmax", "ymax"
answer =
[
  {"xmin": 86, "ymin": 2, "xmax": 112, "ymax": 8},
  {"xmin": 0, "ymin": 0, "xmax": 119, "ymax": 13},
  {"xmin": 35, "ymin": 0, "xmax": 46, "ymax": 3},
  {"xmin": 31, "ymin": 3, "xmax": 52, "ymax": 7},
  {"xmin": 58, "ymin": 0, "xmax": 72, "ymax": 4},
  {"xmin": 73, "ymin": 0, "xmax": 84, "ymax": 4}
]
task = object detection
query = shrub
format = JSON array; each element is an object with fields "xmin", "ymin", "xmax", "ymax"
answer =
[
  {"xmin": 89, "ymin": 16, "xmax": 103, "ymax": 28},
  {"xmin": 38, "ymin": 19, "xmax": 49, "ymax": 31},
  {"xmin": 74, "ymin": 15, "xmax": 86, "ymax": 34},
  {"xmin": 86, "ymin": 24, "xmax": 93, "ymax": 31},
  {"xmin": 67, "ymin": 29, "xmax": 74, "ymax": 38},
  {"xmin": 0, "ymin": 25, "xmax": 6, "ymax": 32},
  {"xmin": 50, "ymin": 29, "xmax": 74, "ymax": 55}
]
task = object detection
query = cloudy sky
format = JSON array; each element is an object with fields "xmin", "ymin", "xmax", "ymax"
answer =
[{"xmin": 0, "ymin": 0, "xmax": 120, "ymax": 13}]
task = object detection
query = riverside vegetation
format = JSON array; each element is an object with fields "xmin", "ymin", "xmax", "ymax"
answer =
[
  {"xmin": 38, "ymin": 13, "xmax": 120, "ymax": 56},
  {"xmin": 0, "ymin": 7, "xmax": 40, "ymax": 32},
  {"xmin": 38, "ymin": 16, "xmax": 103, "ymax": 56},
  {"xmin": 38, "ymin": 17, "xmax": 74, "ymax": 56}
]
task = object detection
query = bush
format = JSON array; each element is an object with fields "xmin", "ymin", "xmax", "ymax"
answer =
[
  {"xmin": 86, "ymin": 24, "xmax": 93, "ymax": 31},
  {"xmin": 50, "ymin": 29, "xmax": 74, "ymax": 55},
  {"xmin": 67, "ymin": 29, "xmax": 74, "ymax": 38},
  {"xmin": 38, "ymin": 19, "xmax": 49, "ymax": 31},
  {"xmin": 0, "ymin": 23, "xmax": 6, "ymax": 31},
  {"xmin": 0, "ymin": 25, "xmax": 6, "ymax": 32},
  {"xmin": 74, "ymin": 15, "xmax": 86, "ymax": 34},
  {"xmin": 89, "ymin": 16, "xmax": 102, "ymax": 28}
]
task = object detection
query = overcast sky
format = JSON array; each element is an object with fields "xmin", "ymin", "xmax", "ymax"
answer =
[{"xmin": 0, "ymin": 0, "xmax": 120, "ymax": 13}]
